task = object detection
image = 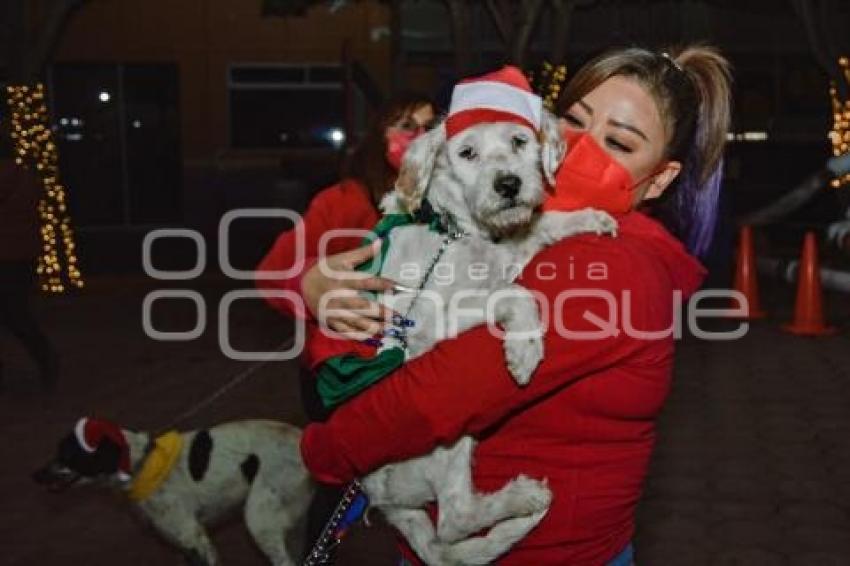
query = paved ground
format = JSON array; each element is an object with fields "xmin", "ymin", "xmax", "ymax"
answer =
[{"xmin": 1, "ymin": 274, "xmax": 849, "ymax": 565}]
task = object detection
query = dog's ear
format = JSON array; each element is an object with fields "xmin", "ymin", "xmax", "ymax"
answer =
[
  {"xmin": 394, "ymin": 122, "xmax": 446, "ymax": 213},
  {"xmin": 539, "ymin": 110, "xmax": 566, "ymax": 188}
]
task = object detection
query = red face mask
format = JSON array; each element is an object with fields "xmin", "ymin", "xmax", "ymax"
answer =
[
  {"xmin": 543, "ymin": 132, "xmax": 638, "ymax": 214},
  {"xmin": 386, "ymin": 129, "xmax": 423, "ymax": 171}
]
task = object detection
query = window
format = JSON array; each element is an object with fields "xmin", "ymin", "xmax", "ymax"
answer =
[
  {"xmin": 49, "ymin": 63, "xmax": 182, "ymax": 226},
  {"xmin": 228, "ymin": 64, "xmax": 352, "ymax": 149}
]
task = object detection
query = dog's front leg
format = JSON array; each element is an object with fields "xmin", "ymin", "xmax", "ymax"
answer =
[
  {"xmin": 492, "ymin": 284, "xmax": 544, "ymax": 385},
  {"xmin": 508, "ymin": 209, "xmax": 618, "ymax": 266},
  {"xmin": 146, "ymin": 511, "xmax": 219, "ymax": 566},
  {"xmin": 537, "ymin": 209, "xmax": 618, "ymax": 243}
]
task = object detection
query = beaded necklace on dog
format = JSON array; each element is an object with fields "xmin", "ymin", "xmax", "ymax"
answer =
[
  {"xmin": 382, "ymin": 216, "xmax": 469, "ymax": 349},
  {"xmin": 302, "ymin": 209, "xmax": 468, "ymax": 566}
]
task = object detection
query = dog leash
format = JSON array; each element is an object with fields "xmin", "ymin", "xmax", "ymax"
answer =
[
  {"xmin": 302, "ymin": 480, "xmax": 368, "ymax": 566},
  {"xmin": 155, "ymin": 336, "xmax": 295, "ymax": 435},
  {"xmin": 374, "ymin": 225, "xmax": 469, "ymax": 349}
]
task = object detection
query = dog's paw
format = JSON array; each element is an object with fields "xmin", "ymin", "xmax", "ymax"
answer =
[
  {"xmin": 589, "ymin": 210, "xmax": 618, "ymax": 237},
  {"xmin": 504, "ymin": 334, "xmax": 543, "ymax": 386},
  {"xmin": 502, "ymin": 475, "xmax": 553, "ymax": 516}
]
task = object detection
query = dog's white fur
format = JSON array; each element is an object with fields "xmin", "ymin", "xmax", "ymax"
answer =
[
  {"xmin": 352, "ymin": 112, "xmax": 617, "ymax": 564},
  {"xmin": 119, "ymin": 421, "xmax": 311, "ymax": 566}
]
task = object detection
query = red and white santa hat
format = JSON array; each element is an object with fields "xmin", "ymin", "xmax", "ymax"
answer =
[
  {"xmin": 445, "ymin": 65, "xmax": 543, "ymax": 139},
  {"xmin": 75, "ymin": 417, "xmax": 132, "ymax": 480}
]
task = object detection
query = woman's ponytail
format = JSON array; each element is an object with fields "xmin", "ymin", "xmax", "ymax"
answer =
[{"xmin": 663, "ymin": 45, "xmax": 733, "ymax": 257}]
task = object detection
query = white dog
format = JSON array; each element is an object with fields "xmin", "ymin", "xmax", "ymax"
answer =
[
  {"xmin": 330, "ymin": 110, "xmax": 617, "ymax": 565},
  {"xmin": 34, "ymin": 418, "xmax": 313, "ymax": 566}
]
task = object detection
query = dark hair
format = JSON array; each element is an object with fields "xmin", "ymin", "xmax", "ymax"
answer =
[
  {"xmin": 342, "ymin": 92, "xmax": 436, "ymax": 207},
  {"xmin": 559, "ymin": 45, "xmax": 732, "ymax": 257}
]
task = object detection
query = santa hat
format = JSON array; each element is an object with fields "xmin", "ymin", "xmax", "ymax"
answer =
[
  {"xmin": 446, "ymin": 65, "xmax": 543, "ymax": 139},
  {"xmin": 75, "ymin": 417, "xmax": 132, "ymax": 480}
]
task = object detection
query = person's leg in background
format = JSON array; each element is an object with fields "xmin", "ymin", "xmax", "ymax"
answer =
[{"xmin": 0, "ymin": 260, "xmax": 59, "ymax": 391}]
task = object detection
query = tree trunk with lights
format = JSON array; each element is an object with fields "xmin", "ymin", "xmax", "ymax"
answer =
[{"xmin": 3, "ymin": 0, "xmax": 86, "ymax": 292}]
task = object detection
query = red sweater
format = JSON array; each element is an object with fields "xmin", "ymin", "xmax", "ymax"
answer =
[
  {"xmin": 257, "ymin": 179, "xmax": 382, "ymax": 362},
  {"xmin": 298, "ymin": 212, "xmax": 706, "ymax": 565}
]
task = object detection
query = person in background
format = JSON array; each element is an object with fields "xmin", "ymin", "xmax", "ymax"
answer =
[
  {"xmin": 256, "ymin": 93, "xmax": 436, "ymax": 558},
  {"xmin": 0, "ymin": 114, "xmax": 59, "ymax": 392}
]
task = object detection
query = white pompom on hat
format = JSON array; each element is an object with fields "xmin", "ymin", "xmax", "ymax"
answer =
[{"xmin": 446, "ymin": 65, "xmax": 543, "ymax": 139}]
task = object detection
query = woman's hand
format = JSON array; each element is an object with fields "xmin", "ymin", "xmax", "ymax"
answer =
[{"xmin": 302, "ymin": 240, "xmax": 399, "ymax": 339}]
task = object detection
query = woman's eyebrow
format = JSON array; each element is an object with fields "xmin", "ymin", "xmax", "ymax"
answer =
[
  {"xmin": 608, "ymin": 118, "xmax": 649, "ymax": 141},
  {"xmin": 578, "ymin": 100, "xmax": 593, "ymax": 114}
]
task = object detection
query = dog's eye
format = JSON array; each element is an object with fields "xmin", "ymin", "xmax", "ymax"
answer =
[
  {"xmin": 512, "ymin": 135, "xmax": 529, "ymax": 151},
  {"xmin": 458, "ymin": 146, "xmax": 477, "ymax": 160}
]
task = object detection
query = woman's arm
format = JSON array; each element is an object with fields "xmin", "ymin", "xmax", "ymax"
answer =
[
  {"xmin": 256, "ymin": 184, "xmax": 347, "ymax": 319},
  {"xmin": 300, "ymin": 237, "xmax": 669, "ymax": 484},
  {"xmin": 255, "ymin": 182, "xmax": 395, "ymax": 332}
]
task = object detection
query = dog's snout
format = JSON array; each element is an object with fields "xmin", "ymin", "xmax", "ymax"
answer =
[
  {"xmin": 32, "ymin": 461, "xmax": 65, "ymax": 485},
  {"xmin": 32, "ymin": 465, "xmax": 54, "ymax": 484},
  {"xmin": 494, "ymin": 174, "xmax": 522, "ymax": 199}
]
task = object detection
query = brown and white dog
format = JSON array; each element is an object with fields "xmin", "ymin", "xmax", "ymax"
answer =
[{"xmin": 33, "ymin": 417, "xmax": 313, "ymax": 566}]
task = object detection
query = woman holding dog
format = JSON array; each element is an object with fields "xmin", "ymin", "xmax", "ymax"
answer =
[{"xmin": 266, "ymin": 45, "xmax": 731, "ymax": 565}]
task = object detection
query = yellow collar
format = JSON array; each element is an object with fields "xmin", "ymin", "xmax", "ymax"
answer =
[{"xmin": 126, "ymin": 431, "xmax": 184, "ymax": 502}]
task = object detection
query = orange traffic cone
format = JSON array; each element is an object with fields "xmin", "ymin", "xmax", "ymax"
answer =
[
  {"xmin": 731, "ymin": 225, "xmax": 766, "ymax": 319},
  {"xmin": 782, "ymin": 232, "xmax": 837, "ymax": 336}
]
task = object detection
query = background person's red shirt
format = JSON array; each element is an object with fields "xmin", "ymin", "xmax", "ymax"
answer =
[{"xmin": 256, "ymin": 179, "xmax": 381, "ymax": 361}]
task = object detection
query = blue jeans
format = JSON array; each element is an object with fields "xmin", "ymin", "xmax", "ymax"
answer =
[
  {"xmin": 398, "ymin": 542, "xmax": 634, "ymax": 565},
  {"xmin": 608, "ymin": 542, "xmax": 635, "ymax": 566}
]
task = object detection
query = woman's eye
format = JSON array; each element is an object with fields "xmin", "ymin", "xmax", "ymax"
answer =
[
  {"xmin": 605, "ymin": 137, "xmax": 632, "ymax": 153},
  {"xmin": 564, "ymin": 114, "xmax": 584, "ymax": 128},
  {"xmin": 459, "ymin": 146, "xmax": 477, "ymax": 160},
  {"xmin": 512, "ymin": 135, "xmax": 528, "ymax": 151}
]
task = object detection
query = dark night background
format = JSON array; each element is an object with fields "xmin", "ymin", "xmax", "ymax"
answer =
[{"xmin": 2, "ymin": 1, "xmax": 850, "ymax": 565}]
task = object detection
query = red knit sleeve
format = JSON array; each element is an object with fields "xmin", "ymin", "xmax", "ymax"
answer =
[
  {"xmin": 255, "ymin": 182, "xmax": 376, "ymax": 319},
  {"xmin": 300, "ymin": 236, "xmax": 668, "ymax": 484}
]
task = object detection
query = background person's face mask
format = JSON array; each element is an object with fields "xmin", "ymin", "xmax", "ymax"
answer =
[
  {"xmin": 544, "ymin": 132, "xmax": 641, "ymax": 214},
  {"xmin": 386, "ymin": 128, "xmax": 423, "ymax": 171}
]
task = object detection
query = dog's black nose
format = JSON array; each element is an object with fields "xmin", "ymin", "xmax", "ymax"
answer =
[{"xmin": 494, "ymin": 174, "xmax": 521, "ymax": 199}]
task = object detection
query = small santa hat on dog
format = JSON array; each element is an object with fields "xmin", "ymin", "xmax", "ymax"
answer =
[
  {"xmin": 446, "ymin": 65, "xmax": 543, "ymax": 139},
  {"xmin": 75, "ymin": 417, "xmax": 132, "ymax": 480}
]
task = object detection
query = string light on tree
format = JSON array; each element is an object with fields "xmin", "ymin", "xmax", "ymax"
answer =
[
  {"xmin": 828, "ymin": 56, "xmax": 850, "ymax": 188},
  {"xmin": 527, "ymin": 61, "xmax": 568, "ymax": 111},
  {"xmin": 5, "ymin": 83, "xmax": 83, "ymax": 292}
]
